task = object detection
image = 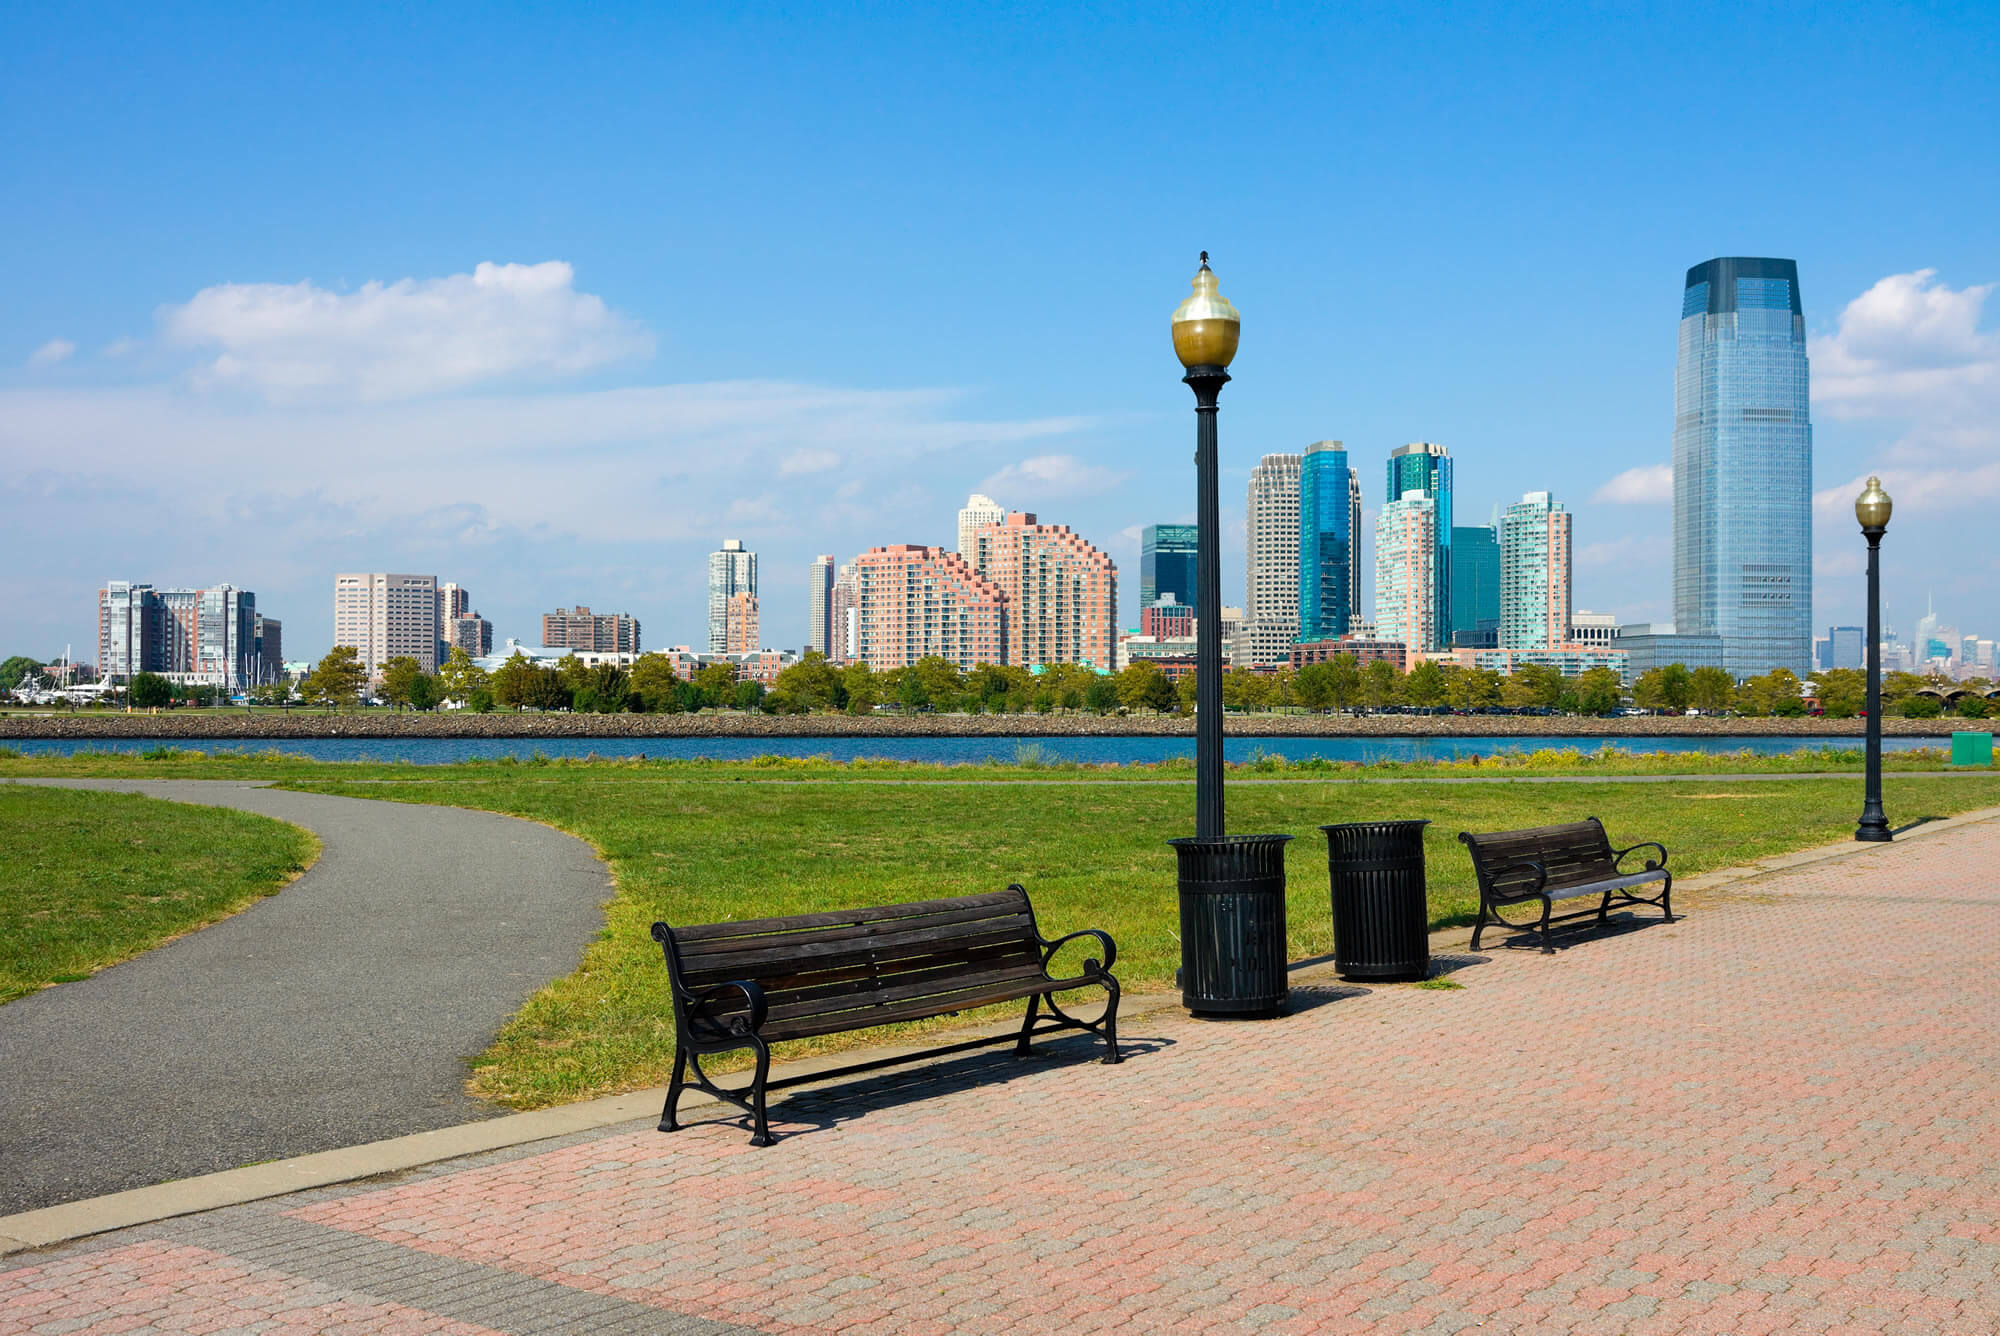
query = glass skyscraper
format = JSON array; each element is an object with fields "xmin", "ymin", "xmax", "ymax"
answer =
[
  {"xmin": 1448, "ymin": 524, "xmax": 1500, "ymax": 646},
  {"xmin": 1297, "ymin": 440, "xmax": 1354, "ymax": 640},
  {"xmin": 1139, "ymin": 523, "xmax": 1199, "ymax": 613},
  {"xmin": 1386, "ymin": 443, "xmax": 1452, "ymax": 642},
  {"xmin": 1674, "ymin": 257, "xmax": 1812, "ymax": 678}
]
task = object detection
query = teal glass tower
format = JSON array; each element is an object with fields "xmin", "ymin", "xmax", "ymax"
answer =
[
  {"xmin": 1448, "ymin": 524, "xmax": 1500, "ymax": 646},
  {"xmin": 1297, "ymin": 440, "xmax": 1353, "ymax": 640},
  {"xmin": 1140, "ymin": 524, "xmax": 1199, "ymax": 613},
  {"xmin": 1387, "ymin": 443, "xmax": 1452, "ymax": 642},
  {"xmin": 1674, "ymin": 258, "xmax": 1812, "ymax": 678}
]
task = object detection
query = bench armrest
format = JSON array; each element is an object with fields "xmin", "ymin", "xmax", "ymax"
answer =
[
  {"xmin": 1484, "ymin": 860, "xmax": 1548, "ymax": 898},
  {"xmin": 1040, "ymin": 928, "xmax": 1116, "ymax": 977},
  {"xmin": 686, "ymin": 979, "xmax": 769, "ymax": 1035},
  {"xmin": 1612, "ymin": 841, "xmax": 1669, "ymax": 871}
]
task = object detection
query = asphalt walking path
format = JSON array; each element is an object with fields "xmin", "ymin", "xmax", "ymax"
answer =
[{"xmin": 0, "ymin": 779, "xmax": 611, "ymax": 1215}]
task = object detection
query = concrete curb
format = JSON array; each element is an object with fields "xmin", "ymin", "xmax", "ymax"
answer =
[{"xmin": 6, "ymin": 800, "xmax": 1997, "ymax": 1258}]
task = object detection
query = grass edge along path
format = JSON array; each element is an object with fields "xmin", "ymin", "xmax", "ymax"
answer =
[
  {"xmin": 275, "ymin": 769, "xmax": 2000, "ymax": 1112},
  {"xmin": 0, "ymin": 785, "xmax": 321, "ymax": 1004}
]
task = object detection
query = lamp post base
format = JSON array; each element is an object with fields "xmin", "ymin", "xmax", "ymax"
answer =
[{"xmin": 1854, "ymin": 820, "xmax": 1893, "ymax": 843}]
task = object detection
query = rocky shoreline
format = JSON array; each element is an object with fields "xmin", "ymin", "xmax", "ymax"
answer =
[{"xmin": 0, "ymin": 711, "xmax": 1965, "ymax": 741}]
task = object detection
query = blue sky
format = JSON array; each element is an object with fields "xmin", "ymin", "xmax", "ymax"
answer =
[{"xmin": 5, "ymin": 2, "xmax": 1997, "ymax": 662}]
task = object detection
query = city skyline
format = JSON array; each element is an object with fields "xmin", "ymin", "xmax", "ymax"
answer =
[{"xmin": 3, "ymin": 8, "xmax": 1994, "ymax": 662}]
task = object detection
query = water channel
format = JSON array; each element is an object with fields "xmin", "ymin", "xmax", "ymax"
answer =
[{"xmin": 2, "ymin": 734, "xmax": 1940, "ymax": 766}]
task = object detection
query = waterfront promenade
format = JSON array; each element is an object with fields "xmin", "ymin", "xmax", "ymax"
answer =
[{"xmin": 4, "ymin": 813, "xmax": 1997, "ymax": 1333}]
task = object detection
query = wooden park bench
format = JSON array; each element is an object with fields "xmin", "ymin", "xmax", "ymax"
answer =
[
  {"xmin": 1459, "ymin": 817, "xmax": 1674, "ymax": 953},
  {"xmin": 651, "ymin": 886, "xmax": 1120, "ymax": 1146}
]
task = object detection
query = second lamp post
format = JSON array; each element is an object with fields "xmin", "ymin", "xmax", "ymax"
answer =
[
  {"xmin": 1167, "ymin": 254, "xmax": 1294, "ymax": 1018},
  {"xmin": 1855, "ymin": 476, "xmax": 1893, "ymax": 842}
]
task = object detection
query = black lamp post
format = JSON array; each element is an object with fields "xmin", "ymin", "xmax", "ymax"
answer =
[
  {"xmin": 1172, "ymin": 253, "xmax": 1238, "ymax": 837},
  {"xmin": 1166, "ymin": 254, "xmax": 1293, "ymax": 1018},
  {"xmin": 1855, "ymin": 475, "xmax": 1893, "ymax": 842}
]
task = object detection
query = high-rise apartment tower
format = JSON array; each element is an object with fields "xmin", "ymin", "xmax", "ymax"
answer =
[
  {"xmin": 1237, "ymin": 452, "xmax": 1301, "ymax": 667},
  {"xmin": 334, "ymin": 573, "xmax": 440, "ymax": 676},
  {"xmin": 972, "ymin": 512, "xmax": 1118, "ymax": 670},
  {"xmin": 1498, "ymin": 492, "xmax": 1572, "ymax": 650},
  {"xmin": 1386, "ymin": 443, "xmax": 1452, "ymax": 643},
  {"xmin": 1375, "ymin": 491, "xmax": 1439, "ymax": 652},
  {"xmin": 707, "ymin": 540, "xmax": 757, "ymax": 654},
  {"xmin": 957, "ymin": 494, "xmax": 1005, "ymax": 563},
  {"xmin": 1674, "ymin": 257, "xmax": 1812, "ymax": 677},
  {"xmin": 807, "ymin": 555, "xmax": 835, "ymax": 656}
]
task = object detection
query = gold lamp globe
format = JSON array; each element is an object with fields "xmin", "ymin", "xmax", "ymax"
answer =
[
  {"xmin": 1171, "ymin": 252, "xmax": 1241, "ymax": 370},
  {"xmin": 1855, "ymin": 475, "xmax": 1893, "ymax": 530}
]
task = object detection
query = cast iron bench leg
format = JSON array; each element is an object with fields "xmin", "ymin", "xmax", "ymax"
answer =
[
  {"xmin": 748, "ymin": 1040, "xmax": 774, "ymax": 1147},
  {"xmin": 1016, "ymin": 993, "xmax": 1040, "ymax": 1057},
  {"xmin": 1537, "ymin": 896, "xmax": 1555, "ymax": 954},
  {"xmin": 1101, "ymin": 978, "xmax": 1122, "ymax": 1065},
  {"xmin": 660, "ymin": 1048, "xmax": 688, "ymax": 1133}
]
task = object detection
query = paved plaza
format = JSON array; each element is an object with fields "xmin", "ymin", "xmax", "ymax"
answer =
[{"xmin": 4, "ymin": 816, "xmax": 1998, "ymax": 1334}]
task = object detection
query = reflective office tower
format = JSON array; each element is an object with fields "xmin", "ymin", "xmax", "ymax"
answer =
[
  {"xmin": 1824, "ymin": 626, "xmax": 1863, "ymax": 672},
  {"xmin": 1237, "ymin": 453, "xmax": 1302, "ymax": 667},
  {"xmin": 1499, "ymin": 492, "xmax": 1573, "ymax": 650},
  {"xmin": 1674, "ymin": 257, "xmax": 1812, "ymax": 677},
  {"xmin": 957, "ymin": 493, "xmax": 1005, "ymax": 562},
  {"xmin": 1449, "ymin": 524, "xmax": 1501, "ymax": 647},
  {"xmin": 1376, "ymin": 491, "xmax": 1439, "ymax": 651},
  {"xmin": 807, "ymin": 554, "xmax": 835, "ymax": 656},
  {"xmin": 1140, "ymin": 524, "xmax": 1199, "ymax": 612},
  {"xmin": 1387, "ymin": 443, "xmax": 1452, "ymax": 642},
  {"xmin": 707, "ymin": 539, "xmax": 757, "ymax": 654},
  {"xmin": 1298, "ymin": 440, "xmax": 1355, "ymax": 641}
]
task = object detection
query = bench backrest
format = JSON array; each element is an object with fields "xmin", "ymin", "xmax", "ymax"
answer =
[
  {"xmin": 656, "ymin": 887, "xmax": 1045, "ymax": 1034},
  {"xmin": 1459, "ymin": 818, "xmax": 1617, "ymax": 897}
]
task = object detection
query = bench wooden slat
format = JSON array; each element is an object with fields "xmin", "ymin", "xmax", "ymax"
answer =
[
  {"xmin": 670, "ymin": 891, "xmax": 1026, "ymax": 943},
  {"xmin": 674, "ymin": 906, "xmax": 1036, "ymax": 959},
  {"xmin": 757, "ymin": 961, "xmax": 1056, "ymax": 1024},
  {"xmin": 676, "ymin": 923, "xmax": 1040, "ymax": 980}
]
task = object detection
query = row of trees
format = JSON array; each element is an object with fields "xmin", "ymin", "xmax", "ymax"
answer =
[{"xmin": 273, "ymin": 644, "xmax": 1999, "ymax": 719}]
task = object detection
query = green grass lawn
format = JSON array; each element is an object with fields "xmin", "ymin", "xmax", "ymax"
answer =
[
  {"xmin": 275, "ymin": 767, "xmax": 2000, "ymax": 1110},
  {"xmin": 0, "ymin": 786, "xmax": 320, "ymax": 1004}
]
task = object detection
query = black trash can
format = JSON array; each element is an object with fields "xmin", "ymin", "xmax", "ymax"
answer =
[
  {"xmin": 1168, "ymin": 834, "xmax": 1294, "ymax": 1017},
  {"xmin": 1320, "ymin": 820, "xmax": 1431, "ymax": 982}
]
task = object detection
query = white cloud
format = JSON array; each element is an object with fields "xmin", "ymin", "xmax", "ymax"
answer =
[
  {"xmin": 157, "ymin": 260, "xmax": 653, "ymax": 402},
  {"xmin": 103, "ymin": 337, "xmax": 142, "ymax": 359},
  {"xmin": 1592, "ymin": 463, "xmax": 1673, "ymax": 504},
  {"xmin": 26, "ymin": 339, "xmax": 75, "ymax": 368},
  {"xmin": 1810, "ymin": 269, "xmax": 1998, "ymax": 416},
  {"xmin": 780, "ymin": 448, "xmax": 841, "ymax": 476},
  {"xmin": 1806, "ymin": 268, "xmax": 2000, "ymax": 517},
  {"xmin": 977, "ymin": 453, "xmax": 1132, "ymax": 502}
]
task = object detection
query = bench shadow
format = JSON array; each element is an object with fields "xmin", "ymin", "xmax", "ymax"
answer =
[
  {"xmin": 1427, "ymin": 952, "xmax": 1491, "ymax": 978},
  {"xmin": 672, "ymin": 1031, "xmax": 1173, "ymax": 1145},
  {"xmin": 1482, "ymin": 908, "xmax": 1677, "ymax": 953}
]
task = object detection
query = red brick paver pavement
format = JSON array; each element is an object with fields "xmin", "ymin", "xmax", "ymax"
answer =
[{"xmin": 6, "ymin": 819, "xmax": 1999, "ymax": 1335}]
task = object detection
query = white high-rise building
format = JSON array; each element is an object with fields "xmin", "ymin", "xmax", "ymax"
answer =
[
  {"xmin": 807, "ymin": 555, "xmax": 835, "ymax": 657},
  {"xmin": 958, "ymin": 493, "xmax": 1005, "ymax": 568},
  {"xmin": 829, "ymin": 561, "xmax": 860, "ymax": 662},
  {"xmin": 436, "ymin": 582, "xmax": 470, "ymax": 665},
  {"xmin": 1235, "ymin": 452, "xmax": 1302, "ymax": 667},
  {"xmin": 334, "ymin": 573, "xmax": 440, "ymax": 676},
  {"xmin": 1499, "ymin": 491, "xmax": 1573, "ymax": 650},
  {"xmin": 707, "ymin": 540, "xmax": 757, "ymax": 654},
  {"xmin": 1375, "ymin": 491, "xmax": 1439, "ymax": 652}
]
